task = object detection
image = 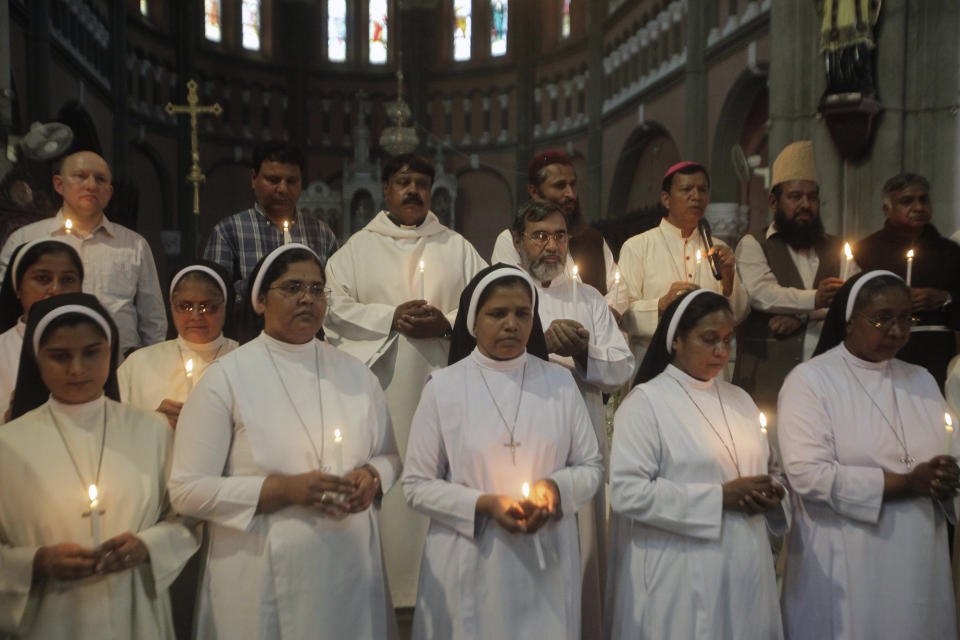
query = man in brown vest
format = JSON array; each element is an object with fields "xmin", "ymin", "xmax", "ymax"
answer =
[
  {"xmin": 733, "ymin": 141, "xmax": 846, "ymax": 413},
  {"xmin": 490, "ymin": 150, "xmax": 627, "ymax": 320}
]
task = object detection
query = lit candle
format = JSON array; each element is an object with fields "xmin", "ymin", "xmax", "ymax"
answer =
[
  {"xmin": 759, "ymin": 411, "xmax": 768, "ymax": 436},
  {"xmin": 282, "ymin": 220, "xmax": 292, "ymax": 245},
  {"xmin": 695, "ymin": 249, "xmax": 703, "ymax": 285},
  {"xmin": 333, "ymin": 428, "xmax": 343, "ymax": 476},
  {"xmin": 88, "ymin": 484, "xmax": 101, "ymax": 546},
  {"xmin": 522, "ymin": 482, "xmax": 546, "ymax": 571},
  {"xmin": 842, "ymin": 243, "xmax": 853, "ymax": 280},
  {"xmin": 184, "ymin": 358, "xmax": 194, "ymax": 392},
  {"xmin": 906, "ymin": 249, "xmax": 914, "ymax": 286},
  {"xmin": 571, "ymin": 264, "xmax": 580, "ymax": 310},
  {"xmin": 946, "ymin": 413, "xmax": 954, "ymax": 455},
  {"xmin": 418, "ymin": 260, "xmax": 425, "ymax": 300},
  {"xmin": 64, "ymin": 218, "xmax": 73, "ymax": 234},
  {"xmin": 614, "ymin": 270, "xmax": 621, "ymax": 286}
]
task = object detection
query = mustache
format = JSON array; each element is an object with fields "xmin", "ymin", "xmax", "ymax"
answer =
[{"xmin": 403, "ymin": 195, "xmax": 424, "ymax": 205}]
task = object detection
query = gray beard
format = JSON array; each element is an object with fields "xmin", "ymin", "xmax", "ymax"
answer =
[{"xmin": 521, "ymin": 251, "xmax": 566, "ymax": 283}]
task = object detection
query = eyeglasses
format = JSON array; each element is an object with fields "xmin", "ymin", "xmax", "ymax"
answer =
[
  {"xmin": 269, "ymin": 280, "xmax": 331, "ymax": 298},
  {"xmin": 524, "ymin": 230, "xmax": 568, "ymax": 245},
  {"xmin": 854, "ymin": 312, "xmax": 918, "ymax": 332},
  {"xmin": 173, "ymin": 301, "xmax": 222, "ymax": 315}
]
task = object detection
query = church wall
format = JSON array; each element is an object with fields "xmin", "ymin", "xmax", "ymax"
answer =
[{"xmin": 454, "ymin": 165, "xmax": 513, "ymax": 260}]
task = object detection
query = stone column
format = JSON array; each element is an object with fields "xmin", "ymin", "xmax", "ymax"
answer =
[
  {"xmin": 684, "ymin": 0, "xmax": 708, "ymax": 163},
  {"xmin": 587, "ymin": 0, "xmax": 606, "ymax": 220}
]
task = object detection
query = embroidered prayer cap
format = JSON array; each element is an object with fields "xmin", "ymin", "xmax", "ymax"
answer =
[
  {"xmin": 168, "ymin": 260, "xmax": 237, "ymax": 340},
  {"xmin": 813, "ymin": 270, "xmax": 906, "ymax": 357},
  {"xmin": 528, "ymin": 150, "xmax": 573, "ymax": 186},
  {"xmin": 448, "ymin": 263, "xmax": 548, "ymax": 365},
  {"xmin": 0, "ymin": 239, "xmax": 83, "ymax": 332},
  {"xmin": 11, "ymin": 292, "xmax": 120, "ymax": 420},
  {"xmin": 771, "ymin": 141, "xmax": 818, "ymax": 190}
]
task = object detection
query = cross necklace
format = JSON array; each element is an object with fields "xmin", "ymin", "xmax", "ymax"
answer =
[
  {"xmin": 843, "ymin": 359, "xmax": 914, "ymax": 469},
  {"xmin": 476, "ymin": 360, "xmax": 527, "ymax": 464},
  {"xmin": 264, "ymin": 341, "xmax": 327, "ymax": 470},
  {"xmin": 670, "ymin": 375, "xmax": 743, "ymax": 477},
  {"xmin": 48, "ymin": 403, "xmax": 107, "ymax": 527}
]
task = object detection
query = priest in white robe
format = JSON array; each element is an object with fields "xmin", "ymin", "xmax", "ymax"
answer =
[
  {"xmin": 0, "ymin": 239, "xmax": 83, "ymax": 421},
  {"xmin": 403, "ymin": 265, "xmax": 604, "ymax": 640},
  {"xmin": 779, "ymin": 271, "xmax": 959, "ymax": 639},
  {"xmin": 618, "ymin": 162, "xmax": 748, "ymax": 369},
  {"xmin": 170, "ymin": 244, "xmax": 401, "ymax": 640},
  {"xmin": 607, "ymin": 289, "xmax": 788, "ymax": 640},
  {"xmin": 0, "ymin": 293, "xmax": 198, "ymax": 640},
  {"xmin": 511, "ymin": 199, "xmax": 634, "ymax": 639},
  {"xmin": 118, "ymin": 262, "xmax": 238, "ymax": 429},
  {"xmin": 323, "ymin": 154, "xmax": 487, "ymax": 606}
]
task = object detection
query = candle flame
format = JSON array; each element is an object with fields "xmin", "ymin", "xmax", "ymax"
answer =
[
  {"xmin": 522, "ymin": 482, "xmax": 530, "ymax": 499},
  {"xmin": 696, "ymin": 249, "xmax": 702, "ymax": 264},
  {"xmin": 334, "ymin": 428, "xmax": 342, "ymax": 443},
  {"xmin": 907, "ymin": 249, "xmax": 914, "ymax": 259},
  {"xmin": 759, "ymin": 412, "xmax": 768, "ymax": 434},
  {"xmin": 844, "ymin": 243, "xmax": 853, "ymax": 260},
  {"xmin": 88, "ymin": 484, "xmax": 98, "ymax": 502},
  {"xmin": 185, "ymin": 359, "xmax": 194, "ymax": 376},
  {"xmin": 947, "ymin": 413, "xmax": 954, "ymax": 433},
  {"xmin": 418, "ymin": 260, "xmax": 424, "ymax": 273},
  {"xmin": 283, "ymin": 220, "xmax": 289, "ymax": 230},
  {"xmin": 65, "ymin": 218, "xmax": 73, "ymax": 231},
  {"xmin": 572, "ymin": 264, "xmax": 579, "ymax": 278},
  {"xmin": 614, "ymin": 270, "xmax": 621, "ymax": 284}
]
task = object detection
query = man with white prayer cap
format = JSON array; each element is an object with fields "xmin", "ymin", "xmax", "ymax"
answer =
[{"xmin": 734, "ymin": 140, "xmax": 848, "ymax": 415}]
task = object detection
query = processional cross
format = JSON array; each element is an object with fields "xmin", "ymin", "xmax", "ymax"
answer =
[{"xmin": 165, "ymin": 79, "xmax": 222, "ymax": 215}]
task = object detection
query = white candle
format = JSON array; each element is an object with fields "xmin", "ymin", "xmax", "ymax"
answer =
[
  {"xmin": 571, "ymin": 264, "xmax": 579, "ymax": 309},
  {"xmin": 64, "ymin": 218, "xmax": 73, "ymax": 234},
  {"xmin": 283, "ymin": 220, "xmax": 292, "ymax": 245},
  {"xmin": 842, "ymin": 243, "xmax": 853, "ymax": 280},
  {"xmin": 695, "ymin": 249, "xmax": 703, "ymax": 285},
  {"xmin": 946, "ymin": 413, "xmax": 954, "ymax": 455},
  {"xmin": 906, "ymin": 249, "xmax": 914, "ymax": 286},
  {"xmin": 418, "ymin": 260, "xmax": 425, "ymax": 300},
  {"xmin": 184, "ymin": 358, "xmax": 194, "ymax": 392},
  {"xmin": 614, "ymin": 270, "xmax": 621, "ymax": 286},
  {"xmin": 522, "ymin": 482, "xmax": 546, "ymax": 571},
  {"xmin": 333, "ymin": 428, "xmax": 343, "ymax": 476},
  {"xmin": 88, "ymin": 484, "xmax": 101, "ymax": 546}
]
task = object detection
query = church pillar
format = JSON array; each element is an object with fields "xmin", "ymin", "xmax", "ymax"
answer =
[
  {"xmin": 110, "ymin": 1, "xmax": 128, "ymax": 174},
  {"xmin": 769, "ymin": 0, "xmax": 960, "ymax": 238},
  {"xmin": 683, "ymin": 0, "xmax": 709, "ymax": 164},
  {"xmin": 277, "ymin": 2, "xmax": 312, "ymax": 148},
  {"xmin": 586, "ymin": 0, "xmax": 605, "ymax": 220},
  {"xmin": 173, "ymin": 0, "xmax": 199, "ymax": 257},
  {"xmin": 399, "ymin": 5, "xmax": 432, "ymax": 150},
  {"xmin": 26, "ymin": 0, "xmax": 52, "ymax": 122},
  {"xmin": 513, "ymin": 0, "xmax": 536, "ymax": 206}
]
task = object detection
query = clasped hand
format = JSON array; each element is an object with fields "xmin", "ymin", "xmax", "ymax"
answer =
[
  {"xmin": 34, "ymin": 533, "xmax": 150, "ymax": 581},
  {"xmin": 909, "ymin": 456, "xmax": 960, "ymax": 499},
  {"xmin": 478, "ymin": 479, "xmax": 561, "ymax": 534},
  {"xmin": 544, "ymin": 319, "xmax": 589, "ymax": 357},
  {"xmin": 722, "ymin": 474, "xmax": 786, "ymax": 514},
  {"xmin": 283, "ymin": 468, "xmax": 381, "ymax": 519},
  {"xmin": 393, "ymin": 300, "xmax": 451, "ymax": 339}
]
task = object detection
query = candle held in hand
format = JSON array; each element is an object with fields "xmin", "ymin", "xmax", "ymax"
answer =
[
  {"xmin": 88, "ymin": 484, "xmax": 101, "ymax": 546},
  {"xmin": 522, "ymin": 482, "xmax": 546, "ymax": 570},
  {"xmin": 418, "ymin": 260, "xmax": 425, "ymax": 300},
  {"xmin": 283, "ymin": 220, "xmax": 292, "ymax": 245},
  {"xmin": 185, "ymin": 358, "xmax": 194, "ymax": 392},
  {"xmin": 333, "ymin": 428, "xmax": 343, "ymax": 476},
  {"xmin": 65, "ymin": 218, "xmax": 73, "ymax": 234},
  {"xmin": 946, "ymin": 413, "xmax": 954, "ymax": 455},
  {"xmin": 842, "ymin": 243, "xmax": 853, "ymax": 280},
  {"xmin": 906, "ymin": 249, "xmax": 914, "ymax": 286}
]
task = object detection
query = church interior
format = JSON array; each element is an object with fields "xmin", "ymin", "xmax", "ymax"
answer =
[{"xmin": 4, "ymin": 0, "xmax": 956, "ymax": 280}]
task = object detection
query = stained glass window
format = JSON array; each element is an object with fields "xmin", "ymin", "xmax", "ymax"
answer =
[
  {"xmin": 369, "ymin": 0, "xmax": 389, "ymax": 64},
  {"xmin": 453, "ymin": 0, "xmax": 471, "ymax": 61},
  {"xmin": 328, "ymin": 0, "xmax": 347, "ymax": 62},
  {"xmin": 140, "ymin": 0, "xmax": 148, "ymax": 17},
  {"xmin": 490, "ymin": 0, "xmax": 507, "ymax": 56},
  {"xmin": 204, "ymin": 0, "xmax": 222, "ymax": 42},
  {"xmin": 242, "ymin": 0, "xmax": 262, "ymax": 50},
  {"xmin": 561, "ymin": 0, "xmax": 571, "ymax": 39}
]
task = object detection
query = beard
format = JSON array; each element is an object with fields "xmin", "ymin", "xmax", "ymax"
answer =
[
  {"xmin": 519, "ymin": 244, "xmax": 566, "ymax": 283},
  {"xmin": 774, "ymin": 206, "xmax": 826, "ymax": 250}
]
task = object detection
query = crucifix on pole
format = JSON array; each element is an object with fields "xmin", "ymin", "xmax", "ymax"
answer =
[{"xmin": 165, "ymin": 79, "xmax": 222, "ymax": 216}]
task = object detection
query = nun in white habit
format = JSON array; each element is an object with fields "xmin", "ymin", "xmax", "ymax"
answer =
[
  {"xmin": 118, "ymin": 261, "xmax": 238, "ymax": 429},
  {"xmin": 402, "ymin": 264, "xmax": 604, "ymax": 640},
  {"xmin": 169, "ymin": 244, "xmax": 401, "ymax": 640},
  {"xmin": 606, "ymin": 288, "xmax": 788, "ymax": 640},
  {"xmin": 778, "ymin": 270, "xmax": 959, "ymax": 639}
]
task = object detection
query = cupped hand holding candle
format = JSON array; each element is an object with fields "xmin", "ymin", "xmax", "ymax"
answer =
[
  {"xmin": 946, "ymin": 413, "xmax": 954, "ymax": 455},
  {"xmin": 521, "ymin": 482, "xmax": 547, "ymax": 570},
  {"xmin": 88, "ymin": 484, "xmax": 101, "ymax": 546},
  {"xmin": 906, "ymin": 249, "xmax": 915, "ymax": 286},
  {"xmin": 842, "ymin": 243, "xmax": 853, "ymax": 280}
]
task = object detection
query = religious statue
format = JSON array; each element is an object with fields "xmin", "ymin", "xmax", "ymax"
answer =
[{"xmin": 818, "ymin": 0, "xmax": 882, "ymax": 96}]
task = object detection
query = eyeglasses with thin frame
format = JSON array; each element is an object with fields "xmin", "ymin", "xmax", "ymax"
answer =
[
  {"xmin": 269, "ymin": 280, "xmax": 331, "ymax": 298},
  {"xmin": 524, "ymin": 230, "xmax": 568, "ymax": 245},
  {"xmin": 854, "ymin": 311, "xmax": 918, "ymax": 332},
  {"xmin": 173, "ymin": 301, "xmax": 223, "ymax": 315}
]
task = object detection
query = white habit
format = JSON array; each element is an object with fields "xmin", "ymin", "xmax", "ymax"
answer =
[
  {"xmin": 778, "ymin": 344, "xmax": 958, "ymax": 639},
  {"xmin": 0, "ymin": 397, "xmax": 199, "ymax": 639},
  {"xmin": 169, "ymin": 333, "xmax": 402, "ymax": 640},
  {"xmin": 607, "ymin": 365, "xmax": 787, "ymax": 640},
  {"xmin": 118, "ymin": 334, "xmax": 239, "ymax": 413},
  {"xmin": 535, "ymin": 272, "xmax": 634, "ymax": 639},
  {"xmin": 491, "ymin": 228, "xmax": 628, "ymax": 313},
  {"xmin": 402, "ymin": 349, "xmax": 604, "ymax": 640},
  {"xmin": 323, "ymin": 210, "xmax": 487, "ymax": 605},
  {"xmin": 618, "ymin": 218, "xmax": 749, "ymax": 363},
  {"xmin": 0, "ymin": 319, "xmax": 25, "ymax": 420}
]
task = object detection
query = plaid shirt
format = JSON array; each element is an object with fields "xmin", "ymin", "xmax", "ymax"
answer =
[{"xmin": 203, "ymin": 205, "xmax": 339, "ymax": 302}]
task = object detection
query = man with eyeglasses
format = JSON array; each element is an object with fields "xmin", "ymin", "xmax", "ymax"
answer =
[
  {"xmin": 0, "ymin": 151, "xmax": 166, "ymax": 356},
  {"xmin": 491, "ymin": 150, "xmax": 627, "ymax": 319},
  {"xmin": 511, "ymin": 198, "xmax": 633, "ymax": 639},
  {"xmin": 853, "ymin": 173, "xmax": 960, "ymax": 389},
  {"xmin": 733, "ymin": 141, "xmax": 850, "ymax": 415},
  {"xmin": 322, "ymin": 153, "xmax": 487, "ymax": 609}
]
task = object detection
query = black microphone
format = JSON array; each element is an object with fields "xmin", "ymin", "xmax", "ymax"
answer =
[{"xmin": 698, "ymin": 219, "xmax": 723, "ymax": 281}]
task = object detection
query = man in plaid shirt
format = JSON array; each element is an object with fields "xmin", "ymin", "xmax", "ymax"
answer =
[{"xmin": 203, "ymin": 141, "xmax": 339, "ymax": 303}]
